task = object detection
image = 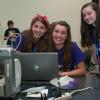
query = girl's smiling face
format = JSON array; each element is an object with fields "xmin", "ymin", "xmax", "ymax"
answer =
[
  {"xmin": 52, "ymin": 24, "xmax": 68, "ymax": 49},
  {"xmin": 32, "ymin": 21, "xmax": 46, "ymax": 40},
  {"xmin": 82, "ymin": 6, "xmax": 96, "ymax": 25}
]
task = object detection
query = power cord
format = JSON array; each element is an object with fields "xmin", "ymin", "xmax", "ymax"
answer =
[
  {"xmin": 56, "ymin": 75, "xmax": 62, "ymax": 98},
  {"xmin": 69, "ymin": 86, "xmax": 93, "ymax": 95},
  {"xmin": 6, "ymin": 31, "xmax": 22, "ymax": 50},
  {"xmin": 14, "ymin": 33, "xmax": 21, "ymax": 50},
  {"xmin": 52, "ymin": 87, "xmax": 93, "ymax": 100}
]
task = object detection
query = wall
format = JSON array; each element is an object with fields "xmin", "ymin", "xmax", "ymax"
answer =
[{"xmin": 0, "ymin": 0, "xmax": 91, "ymax": 45}]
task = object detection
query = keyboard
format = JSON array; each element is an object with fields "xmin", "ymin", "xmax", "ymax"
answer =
[
  {"xmin": 20, "ymin": 81, "xmax": 50, "ymax": 92},
  {"xmin": 21, "ymin": 80, "xmax": 50, "ymax": 85}
]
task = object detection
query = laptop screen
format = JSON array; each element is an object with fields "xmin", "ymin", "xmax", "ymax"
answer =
[{"xmin": 14, "ymin": 52, "xmax": 59, "ymax": 81}]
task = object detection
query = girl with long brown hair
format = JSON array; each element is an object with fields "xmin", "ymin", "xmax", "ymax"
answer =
[{"xmin": 13, "ymin": 14, "xmax": 49, "ymax": 52}]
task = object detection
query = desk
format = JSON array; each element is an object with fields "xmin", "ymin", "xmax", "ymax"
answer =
[
  {"xmin": 58, "ymin": 73, "xmax": 100, "ymax": 100},
  {"xmin": 72, "ymin": 89, "xmax": 100, "ymax": 100},
  {"xmin": 72, "ymin": 73, "xmax": 100, "ymax": 89},
  {"xmin": 1, "ymin": 73, "xmax": 100, "ymax": 100},
  {"xmin": 60, "ymin": 73, "xmax": 100, "ymax": 90},
  {"xmin": 70, "ymin": 73, "xmax": 100, "ymax": 100}
]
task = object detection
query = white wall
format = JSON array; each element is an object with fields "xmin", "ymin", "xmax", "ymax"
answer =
[{"xmin": 0, "ymin": 0, "xmax": 91, "ymax": 44}]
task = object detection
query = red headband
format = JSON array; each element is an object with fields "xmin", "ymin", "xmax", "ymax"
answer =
[{"xmin": 34, "ymin": 14, "xmax": 48, "ymax": 22}]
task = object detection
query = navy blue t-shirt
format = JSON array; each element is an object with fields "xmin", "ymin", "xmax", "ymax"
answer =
[
  {"xmin": 57, "ymin": 42, "xmax": 85, "ymax": 71},
  {"xmin": 13, "ymin": 34, "xmax": 36, "ymax": 52},
  {"xmin": 87, "ymin": 25, "xmax": 100, "ymax": 44},
  {"xmin": 88, "ymin": 25, "xmax": 100, "ymax": 58}
]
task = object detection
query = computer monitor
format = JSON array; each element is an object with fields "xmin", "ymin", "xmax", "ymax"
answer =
[{"xmin": 14, "ymin": 52, "xmax": 59, "ymax": 81}]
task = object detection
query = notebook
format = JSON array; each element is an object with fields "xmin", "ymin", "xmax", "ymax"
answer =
[{"xmin": 14, "ymin": 52, "xmax": 59, "ymax": 81}]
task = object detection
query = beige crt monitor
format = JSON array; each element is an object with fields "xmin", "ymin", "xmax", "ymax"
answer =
[{"xmin": 0, "ymin": 48, "xmax": 21, "ymax": 97}]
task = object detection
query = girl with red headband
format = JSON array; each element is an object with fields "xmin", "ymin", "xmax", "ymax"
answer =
[{"xmin": 13, "ymin": 14, "xmax": 49, "ymax": 52}]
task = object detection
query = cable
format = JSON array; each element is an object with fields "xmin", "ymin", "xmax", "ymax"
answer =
[
  {"xmin": 56, "ymin": 73, "xmax": 62, "ymax": 97},
  {"xmin": 14, "ymin": 33, "xmax": 22, "ymax": 50},
  {"xmin": 68, "ymin": 86, "xmax": 93, "ymax": 95},
  {"xmin": 6, "ymin": 31, "xmax": 22, "ymax": 50},
  {"xmin": 54, "ymin": 87, "xmax": 93, "ymax": 100}
]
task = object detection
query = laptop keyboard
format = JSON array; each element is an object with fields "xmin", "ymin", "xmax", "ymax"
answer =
[
  {"xmin": 20, "ymin": 81, "xmax": 51, "ymax": 91},
  {"xmin": 21, "ymin": 81, "xmax": 50, "ymax": 86}
]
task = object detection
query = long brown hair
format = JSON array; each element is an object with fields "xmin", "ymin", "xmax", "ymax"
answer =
[
  {"xmin": 81, "ymin": 2, "xmax": 100, "ymax": 47},
  {"xmin": 37, "ymin": 21, "xmax": 72, "ymax": 68},
  {"xmin": 22, "ymin": 14, "xmax": 49, "ymax": 52},
  {"xmin": 51, "ymin": 21, "xmax": 72, "ymax": 68}
]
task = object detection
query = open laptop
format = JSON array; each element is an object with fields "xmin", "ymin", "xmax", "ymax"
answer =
[{"xmin": 14, "ymin": 52, "xmax": 59, "ymax": 81}]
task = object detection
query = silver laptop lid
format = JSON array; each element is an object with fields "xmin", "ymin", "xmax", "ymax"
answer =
[{"xmin": 14, "ymin": 52, "xmax": 59, "ymax": 81}]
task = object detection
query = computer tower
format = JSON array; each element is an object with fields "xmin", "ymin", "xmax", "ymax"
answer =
[{"xmin": 0, "ymin": 48, "xmax": 21, "ymax": 97}]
